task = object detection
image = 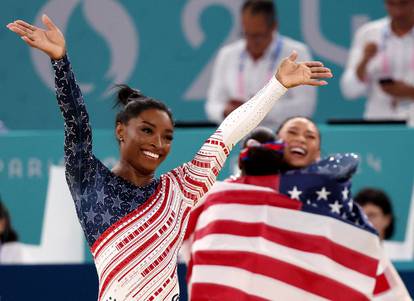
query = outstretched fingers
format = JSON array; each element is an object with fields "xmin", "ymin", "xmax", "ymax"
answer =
[
  {"xmin": 302, "ymin": 64, "xmax": 332, "ymax": 86},
  {"xmin": 310, "ymin": 66, "xmax": 333, "ymax": 79},
  {"xmin": 20, "ymin": 36, "xmax": 37, "ymax": 47},
  {"xmin": 7, "ymin": 24, "xmax": 37, "ymax": 46},
  {"xmin": 302, "ymin": 61, "xmax": 333, "ymax": 83},
  {"xmin": 42, "ymin": 14, "xmax": 57, "ymax": 31},
  {"xmin": 7, "ymin": 23, "xmax": 30, "ymax": 38},
  {"xmin": 304, "ymin": 80, "xmax": 329, "ymax": 87},
  {"xmin": 7, "ymin": 21, "xmax": 38, "ymax": 41},
  {"xmin": 302, "ymin": 61, "xmax": 324, "ymax": 68},
  {"xmin": 287, "ymin": 50, "xmax": 298, "ymax": 62},
  {"xmin": 15, "ymin": 20, "xmax": 37, "ymax": 32}
]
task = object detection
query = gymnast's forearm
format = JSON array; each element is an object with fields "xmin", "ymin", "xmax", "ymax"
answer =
[{"xmin": 217, "ymin": 76, "xmax": 287, "ymax": 148}]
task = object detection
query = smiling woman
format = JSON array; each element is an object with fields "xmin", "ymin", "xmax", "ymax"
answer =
[
  {"xmin": 112, "ymin": 85, "xmax": 175, "ymax": 186},
  {"xmin": 6, "ymin": 14, "xmax": 332, "ymax": 301},
  {"xmin": 276, "ymin": 116, "xmax": 321, "ymax": 168}
]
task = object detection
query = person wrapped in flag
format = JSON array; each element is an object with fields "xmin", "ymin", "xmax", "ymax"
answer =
[
  {"xmin": 7, "ymin": 15, "xmax": 332, "ymax": 301},
  {"xmin": 182, "ymin": 123, "xmax": 411, "ymax": 300},
  {"xmin": 276, "ymin": 117, "xmax": 411, "ymax": 301}
]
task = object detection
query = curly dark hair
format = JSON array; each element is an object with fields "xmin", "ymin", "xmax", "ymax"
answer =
[
  {"xmin": 239, "ymin": 127, "xmax": 284, "ymax": 175},
  {"xmin": 113, "ymin": 85, "xmax": 174, "ymax": 143}
]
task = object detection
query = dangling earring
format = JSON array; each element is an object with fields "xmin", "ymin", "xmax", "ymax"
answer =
[{"xmin": 119, "ymin": 136, "xmax": 124, "ymax": 142}]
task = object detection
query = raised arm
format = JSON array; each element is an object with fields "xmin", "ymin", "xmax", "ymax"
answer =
[
  {"xmin": 7, "ymin": 15, "xmax": 94, "ymax": 198},
  {"xmin": 175, "ymin": 52, "xmax": 332, "ymax": 205},
  {"xmin": 219, "ymin": 51, "xmax": 331, "ymax": 147}
]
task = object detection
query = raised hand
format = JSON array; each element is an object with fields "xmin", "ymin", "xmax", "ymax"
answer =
[
  {"xmin": 7, "ymin": 14, "xmax": 66, "ymax": 60},
  {"xmin": 275, "ymin": 51, "xmax": 332, "ymax": 88}
]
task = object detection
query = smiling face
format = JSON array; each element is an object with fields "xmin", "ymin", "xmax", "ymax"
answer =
[
  {"xmin": 116, "ymin": 109, "xmax": 174, "ymax": 177},
  {"xmin": 277, "ymin": 117, "xmax": 320, "ymax": 168}
]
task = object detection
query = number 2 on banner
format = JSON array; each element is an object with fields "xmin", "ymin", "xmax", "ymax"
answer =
[{"xmin": 181, "ymin": 0, "xmax": 244, "ymax": 100}]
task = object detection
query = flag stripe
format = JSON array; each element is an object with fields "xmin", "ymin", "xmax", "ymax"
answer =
[
  {"xmin": 194, "ymin": 219, "xmax": 378, "ymax": 277},
  {"xmin": 374, "ymin": 273, "xmax": 391, "ymax": 295},
  {"xmin": 191, "ymin": 283, "xmax": 269, "ymax": 301},
  {"xmin": 206, "ymin": 189, "xmax": 302, "ymax": 210},
  {"xmin": 197, "ymin": 203, "xmax": 381, "ymax": 258},
  {"xmin": 192, "ymin": 235, "xmax": 374, "ymax": 296},
  {"xmin": 193, "ymin": 250, "xmax": 370, "ymax": 301},
  {"xmin": 191, "ymin": 265, "xmax": 329, "ymax": 301},
  {"xmin": 185, "ymin": 183, "xmax": 384, "ymax": 301}
]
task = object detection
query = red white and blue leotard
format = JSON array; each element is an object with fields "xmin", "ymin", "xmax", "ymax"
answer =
[{"xmin": 52, "ymin": 55, "xmax": 287, "ymax": 300}]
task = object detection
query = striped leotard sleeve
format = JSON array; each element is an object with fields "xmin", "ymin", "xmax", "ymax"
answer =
[{"xmin": 172, "ymin": 76, "xmax": 287, "ymax": 205}]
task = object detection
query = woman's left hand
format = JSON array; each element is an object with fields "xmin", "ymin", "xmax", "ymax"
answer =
[{"xmin": 276, "ymin": 51, "xmax": 333, "ymax": 88}]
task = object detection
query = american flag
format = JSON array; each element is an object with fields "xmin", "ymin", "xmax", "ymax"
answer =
[
  {"xmin": 373, "ymin": 254, "xmax": 412, "ymax": 300},
  {"xmin": 279, "ymin": 153, "xmax": 373, "ymax": 231},
  {"xmin": 181, "ymin": 153, "xmax": 411, "ymax": 300}
]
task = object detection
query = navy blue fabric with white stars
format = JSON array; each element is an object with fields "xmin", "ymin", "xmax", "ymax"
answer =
[
  {"xmin": 52, "ymin": 55, "xmax": 159, "ymax": 247},
  {"xmin": 279, "ymin": 153, "xmax": 377, "ymax": 234}
]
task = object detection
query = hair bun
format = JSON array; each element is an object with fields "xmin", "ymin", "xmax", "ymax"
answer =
[{"xmin": 115, "ymin": 84, "xmax": 145, "ymax": 107}]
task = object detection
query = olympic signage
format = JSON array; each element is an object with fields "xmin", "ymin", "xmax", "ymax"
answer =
[{"xmin": 1, "ymin": 0, "xmax": 385, "ymax": 129}]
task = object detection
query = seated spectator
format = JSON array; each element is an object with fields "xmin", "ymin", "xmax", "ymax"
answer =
[
  {"xmin": 0, "ymin": 197, "xmax": 24, "ymax": 264},
  {"xmin": 355, "ymin": 188, "xmax": 395, "ymax": 240}
]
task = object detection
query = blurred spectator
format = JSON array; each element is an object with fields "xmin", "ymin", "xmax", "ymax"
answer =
[
  {"xmin": 341, "ymin": 0, "xmax": 414, "ymax": 124},
  {"xmin": 355, "ymin": 188, "xmax": 395, "ymax": 240},
  {"xmin": 0, "ymin": 197, "xmax": 24, "ymax": 264},
  {"xmin": 205, "ymin": 0, "xmax": 315, "ymax": 131}
]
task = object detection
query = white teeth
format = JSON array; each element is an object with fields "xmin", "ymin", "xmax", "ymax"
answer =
[
  {"xmin": 143, "ymin": 151, "xmax": 159, "ymax": 159},
  {"xmin": 290, "ymin": 147, "xmax": 306, "ymax": 155}
]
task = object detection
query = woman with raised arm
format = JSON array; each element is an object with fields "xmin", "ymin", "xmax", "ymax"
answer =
[{"xmin": 7, "ymin": 14, "xmax": 331, "ymax": 301}]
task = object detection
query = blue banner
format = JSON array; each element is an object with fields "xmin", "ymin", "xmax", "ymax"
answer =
[{"xmin": 1, "ymin": 0, "xmax": 386, "ymax": 129}]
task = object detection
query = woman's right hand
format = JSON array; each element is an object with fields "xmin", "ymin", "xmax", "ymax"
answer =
[{"xmin": 7, "ymin": 14, "xmax": 66, "ymax": 60}]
